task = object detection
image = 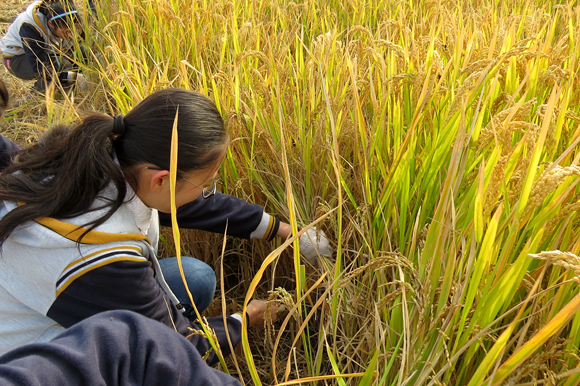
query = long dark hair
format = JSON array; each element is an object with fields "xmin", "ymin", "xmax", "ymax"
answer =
[
  {"xmin": 38, "ymin": 0, "xmax": 79, "ymax": 28},
  {"xmin": 0, "ymin": 80, "xmax": 8, "ymax": 115},
  {"xmin": 0, "ymin": 88, "xmax": 227, "ymax": 245}
]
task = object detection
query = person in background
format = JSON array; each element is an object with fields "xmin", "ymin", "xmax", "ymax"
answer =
[
  {"xmin": 0, "ymin": 0, "xmax": 87, "ymax": 93},
  {"xmin": 0, "ymin": 87, "xmax": 331, "ymax": 366},
  {"xmin": 0, "ymin": 310, "xmax": 242, "ymax": 386}
]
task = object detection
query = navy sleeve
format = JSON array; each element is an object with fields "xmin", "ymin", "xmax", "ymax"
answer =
[
  {"xmin": 0, "ymin": 135, "xmax": 20, "ymax": 171},
  {"xmin": 159, "ymin": 191, "xmax": 266, "ymax": 239},
  {"xmin": 46, "ymin": 260, "xmax": 242, "ymax": 366},
  {"xmin": 19, "ymin": 23, "xmax": 64, "ymax": 81},
  {"xmin": 0, "ymin": 310, "xmax": 241, "ymax": 386}
]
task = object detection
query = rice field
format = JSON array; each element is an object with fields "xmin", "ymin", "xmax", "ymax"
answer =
[{"xmin": 4, "ymin": 0, "xmax": 580, "ymax": 385}]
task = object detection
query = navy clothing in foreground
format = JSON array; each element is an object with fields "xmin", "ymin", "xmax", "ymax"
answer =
[{"xmin": 0, "ymin": 310, "xmax": 242, "ymax": 386}]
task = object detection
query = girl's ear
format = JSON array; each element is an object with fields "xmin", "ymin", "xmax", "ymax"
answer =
[{"xmin": 149, "ymin": 170, "xmax": 170, "ymax": 193}]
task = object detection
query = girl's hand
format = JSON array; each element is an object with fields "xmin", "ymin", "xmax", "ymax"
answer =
[
  {"xmin": 246, "ymin": 299, "xmax": 279, "ymax": 328},
  {"xmin": 275, "ymin": 222, "xmax": 333, "ymax": 266},
  {"xmin": 299, "ymin": 227, "xmax": 332, "ymax": 265}
]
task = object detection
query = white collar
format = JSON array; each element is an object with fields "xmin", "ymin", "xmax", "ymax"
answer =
[
  {"xmin": 123, "ymin": 183, "xmax": 154, "ymax": 236},
  {"xmin": 113, "ymin": 155, "xmax": 155, "ymax": 236}
]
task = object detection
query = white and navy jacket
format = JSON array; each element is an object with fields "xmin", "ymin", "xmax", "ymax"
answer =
[
  {"xmin": 0, "ymin": 1, "xmax": 70, "ymax": 83},
  {"xmin": 0, "ymin": 180, "xmax": 279, "ymax": 365}
]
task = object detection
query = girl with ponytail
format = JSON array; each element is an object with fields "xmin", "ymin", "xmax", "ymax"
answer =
[
  {"xmin": 0, "ymin": 1, "xmax": 87, "ymax": 93},
  {"xmin": 0, "ymin": 88, "xmax": 299, "ymax": 367},
  {"xmin": 0, "ymin": 83, "xmax": 245, "ymax": 384}
]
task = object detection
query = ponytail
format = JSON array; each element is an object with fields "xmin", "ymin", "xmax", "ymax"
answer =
[{"xmin": 0, "ymin": 114, "xmax": 125, "ymax": 245}]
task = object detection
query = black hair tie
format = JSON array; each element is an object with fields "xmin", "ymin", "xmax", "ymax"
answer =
[{"xmin": 112, "ymin": 115, "xmax": 126, "ymax": 136}]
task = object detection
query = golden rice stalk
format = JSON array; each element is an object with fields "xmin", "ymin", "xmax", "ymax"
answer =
[
  {"xmin": 236, "ymin": 50, "xmax": 269, "ymax": 65},
  {"xmin": 503, "ymin": 337, "xmax": 567, "ymax": 385},
  {"xmin": 502, "ymin": 121, "xmax": 540, "ymax": 153},
  {"xmin": 491, "ymin": 92, "xmax": 514, "ymax": 115},
  {"xmin": 312, "ymin": 31, "xmax": 344, "ymax": 66},
  {"xmin": 508, "ymin": 167, "xmax": 527, "ymax": 205},
  {"xmin": 264, "ymin": 287, "xmax": 296, "ymax": 348},
  {"xmin": 444, "ymin": 24, "xmax": 456, "ymax": 48},
  {"xmin": 462, "ymin": 59, "xmax": 495, "ymax": 76},
  {"xmin": 186, "ymin": 316, "xmax": 224, "ymax": 360},
  {"xmin": 387, "ymin": 73, "xmax": 415, "ymax": 96},
  {"xmin": 418, "ymin": 36, "xmax": 449, "ymax": 57},
  {"xmin": 507, "ymin": 121, "xmax": 538, "ymax": 204},
  {"xmin": 378, "ymin": 19, "xmax": 412, "ymax": 43},
  {"xmin": 484, "ymin": 155, "xmax": 508, "ymax": 217},
  {"xmin": 544, "ymin": 201, "xmax": 580, "ymax": 238},
  {"xmin": 416, "ymin": 224, "xmax": 429, "ymax": 250},
  {"xmin": 374, "ymin": 39, "xmax": 405, "ymax": 59},
  {"xmin": 476, "ymin": 98, "xmax": 537, "ymax": 154},
  {"xmin": 522, "ymin": 50, "xmax": 549, "ymax": 61},
  {"xmin": 539, "ymin": 65, "xmax": 571, "ymax": 88},
  {"xmin": 564, "ymin": 109, "xmax": 580, "ymax": 122},
  {"xmin": 212, "ymin": 71, "xmax": 234, "ymax": 92},
  {"xmin": 516, "ymin": 58, "xmax": 528, "ymax": 83},
  {"xmin": 238, "ymin": 21, "xmax": 258, "ymax": 50},
  {"xmin": 535, "ymin": 104, "xmax": 578, "ymax": 155},
  {"xmin": 536, "ymin": 104, "xmax": 571, "ymax": 122},
  {"xmin": 505, "ymin": 121, "xmax": 539, "ymax": 132},
  {"xmin": 524, "ymin": 125, "xmax": 540, "ymax": 159},
  {"xmin": 497, "ymin": 123, "xmax": 513, "ymax": 155},
  {"xmin": 337, "ymin": 252, "xmax": 417, "ymax": 288},
  {"xmin": 469, "ymin": 30, "xmax": 488, "ymax": 62},
  {"xmin": 476, "ymin": 124, "xmax": 497, "ymax": 154},
  {"xmin": 432, "ymin": 49, "xmax": 444, "ymax": 76},
  {"xmin": 549, "ymin": 34, "xmax": 571, "ymax": 66},
  {"xmin": 411, "ymin": 69, "xmax": 427, "ymax": 109},
  {"xmin": 348, "ymin": 25, "xmax": 374, "ymax": 41},
  {"xmin": 446, "ymin": 70, "xmax": 483, "ymax": 123},
  {"xmin": 529, "ymin": 251, "xmax": 580, "ymax": 281},
  {"xmin": 500, "ymin": 38, "xmax": 536, "ymax": 62},
  {"xmin": 524, "ymin": 165, "xmax": 580, "ymax": 217},
  {"xmin": 505, "ymin": 98, "xmax": 537, "ymax": 122}
]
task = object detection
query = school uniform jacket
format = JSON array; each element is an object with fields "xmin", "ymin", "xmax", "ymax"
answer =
[
  {"xmin": 0, "ymin": 310, "xmax": 242, "ymax": 386},
  {"xmin": 0, "ymin": 182, "xmax": 280, "ymax": 365},
  {"xmin": 0, "ymin": 1, "xmax": 70, "ymax": 84}
]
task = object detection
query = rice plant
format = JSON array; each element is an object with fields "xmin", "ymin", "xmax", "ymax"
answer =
[{"xmin": 80, "ymin": 0, "xmax": 580, "ymax": 384}]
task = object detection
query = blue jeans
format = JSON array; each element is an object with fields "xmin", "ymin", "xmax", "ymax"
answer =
[{"xmin": 158, "ymin": 257, "xmax": 216, "ymax": 319}]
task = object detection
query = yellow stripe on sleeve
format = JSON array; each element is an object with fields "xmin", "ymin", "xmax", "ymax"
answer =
[
  {"xmin": 56, "ymin": 256, "xmax": 146, "ymax": 297},
  {"xmin": 263, "ymin": 216, "xmax": 275, "ymax": 240},
  {"xmin": 35, "ymin": 217, "xmax": 150, "ymax": 245},
  {"xmin": 62, "ymin": 246, "xmax": 143, "ymax": 272}
]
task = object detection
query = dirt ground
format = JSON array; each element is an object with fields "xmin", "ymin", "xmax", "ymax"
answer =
[{"xmin": 0, "ymin": 1, "xmax": 25, "ymax": 26}]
